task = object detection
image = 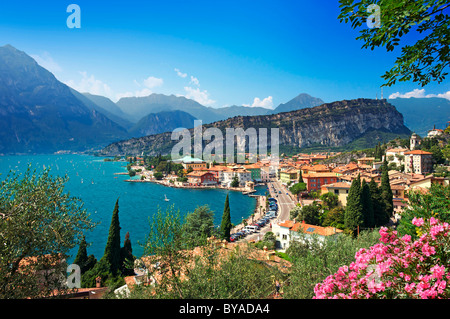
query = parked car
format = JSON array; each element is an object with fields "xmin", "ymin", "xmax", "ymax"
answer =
[
  {"xmin": 245, "ymin": 225, "xmax": 259, "ymax": 232},
  {"xmin": 231, "ymin": 233, "xmax": 241, "ymax": 240}
]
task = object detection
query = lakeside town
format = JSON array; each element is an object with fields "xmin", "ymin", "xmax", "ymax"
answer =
[
  {"xmin": 116, "ymin": 127, "xmax": 450, "ymax": 250},
  {"xmin": 4, "ymin": 124, "xmax": 450, "ymax": 300},
  {"xmin": 3, "ymin": 0, "xmax": 450, "ymax": 303},
  {"xmin": 74, "ymin": 127, "xmax": 447, "ymax": 298}
]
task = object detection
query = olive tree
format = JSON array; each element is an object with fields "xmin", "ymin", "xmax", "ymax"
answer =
[{"xmin": 0, "ymin": 167, "xmax": 95, "ymax": 298}]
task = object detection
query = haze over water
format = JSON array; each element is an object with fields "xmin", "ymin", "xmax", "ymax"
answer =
[{"xmin": 0, "ymin": 154, "xmax": 265, "ymax": 261}]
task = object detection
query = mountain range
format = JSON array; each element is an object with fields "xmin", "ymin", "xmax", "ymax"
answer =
[
  {"xmin": 387, "ymin": 97, "xmax": 450, "ymax": 136},
  {"xmin": 0, "ymin": 44, "xmax": 448, "ymax": 155},
  {"xmin": 0, "ymin": 45, "xmax": 129, "ymax": 154},
  {"xmin": 128, "ymin": 110, "xmax": 197, "ymax": 138},
  {"xmin": 98, "ymin": 98, "xmax": 412, "ymax": 157},
  {"xmin": 268, "ymin": 93, "xmax": 325, "ymax": 114}
]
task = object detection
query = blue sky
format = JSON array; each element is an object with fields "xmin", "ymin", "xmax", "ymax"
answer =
[{"xmin": 0, "ymin": 0, "xmax": 449, "ymax": 108}]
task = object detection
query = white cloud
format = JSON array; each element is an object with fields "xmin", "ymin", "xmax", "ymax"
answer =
[
  {"xmin": 115, "ymin": 76, "xmax": 163, "ymax": 102},
  {"xmin": 143, "ymin": 76, "xmax": 163, "ymax": 89},
  {"xmin": 190, "ymin": 75, "xmax": 200, "ymax": 86},
  {"xmin": 31, "ymin": 52, "xmax": 62, "ymax": 74},
  {"xmin": 174, "ymin": 69, "xmax": 215, "ymax": 104},
  {"xmin": 174, "ymin": 68, "xmax": 187, "ymax": 78},
  {"xmin": 115, "ymin": 88, "xmax": 153, "ymax": 101},
  {"xmin": 183, "ymin": 86, "xmax": 215, "ymax": 106},
  {"xmin": 65, "ymin": 71, "xmax": 114, "ymax": 100},
  {"xmin": 436, "ymin": 91, "xmax": 450, "ymax": 100},
  {"xmin": 244, "ymin": 96, "xmax": 274, "ymax": 109},
  {"xmin": 65, "ymin": 72, "xmax": 164, "ymax": 102},
  {"xmin": 389, "ymin": 88, "xmax": 450, "ymax": 101},
  {"xmin": 388, "ymin": 89, "xmax": 426, "ymax": 99}
]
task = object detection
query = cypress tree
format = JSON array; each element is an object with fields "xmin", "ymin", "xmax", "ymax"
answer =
[
  {"xmin": 298, "ymin": 170, "xmax": 304, "ymax": 183},
  {"xmin": 377, "ymin": 142, "xmax": 384, "ymax": 160},
  {"xmin": 361, "ymin": 179, "xmax": 375, "ymax": 228},
  {"xmin": 381, "ymin": 159, "xmax": 394, "ymax": 217},
  {"xmin": 120, "ymin": 231, "xmax": 135, "ymax": 276},
  {"xmin": 220, "ymin": 193, "xmax": 232, "ymax": 241},
  {"xmin": 369, "ymin": 178, "xmax": 390, "ymax": 227},
  {"xmin": 74, "ymin": 236, "xmax": 97, "ymax": 274},
  {"xmin": 73, "ymin": 236, "xmax": 89, "ymax": 272},
  {"xmin": 374, "ymin": 143, "xmax": 380, "ymax": 160},
  {"xmin": 344, "ymin": 174, "xmax": 363, "ymax": 235},
  {"xmin": 101, "ymin": 198, "xmax": 122, "ymax": 275}
]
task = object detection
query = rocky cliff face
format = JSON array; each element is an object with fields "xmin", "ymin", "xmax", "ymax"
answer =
[{"xmin": 98, "ymin": 98, "xmax": 411, "ymax": 156}]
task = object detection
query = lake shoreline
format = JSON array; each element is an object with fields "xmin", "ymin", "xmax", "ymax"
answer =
[
  {"xmin": 119, "ymin": 167, "xmax": 270, "ymax": 240},
  {"xmin": 0, "ymin": 154, "xmax": 267, "ymax": 260}
]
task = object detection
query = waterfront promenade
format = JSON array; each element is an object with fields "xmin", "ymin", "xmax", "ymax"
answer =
[
  {"xmin": 121, "ymin": 164, "xmax": 298, "ymax": 244},
  {"xmin": 231, "ymin": 178, "xmax": 297, "ymax": 242}
]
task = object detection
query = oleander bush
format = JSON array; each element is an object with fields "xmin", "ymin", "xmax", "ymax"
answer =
[{"xmin": 314, "ymin": 217, "xmax": 450, "ymax": 299}]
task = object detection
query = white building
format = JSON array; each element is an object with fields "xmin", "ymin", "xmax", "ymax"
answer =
[
  {"xmin": 427, "ymin": 125, "xmax": 444, "ymax": 138},
  {"xmin": 221, "ymin": 167, "xmax": 251, "ymax": 187},
  {"xmin": 272, "ymin": 220, "xmax": 343, "ymax": 250},
  {"xmin": 385, "ymin": 147, "xmax": 408, "ymax": 168},
  {"xmin": 404, "ymin": 149, "xmax": 433, "ymax": 175},
  {"xmin": 260, "ymin": 166, "xmax": 271, "ymax": 182},
  {"xmin": 409, "ymin": 133, "xmax": 421, "ymax": 151}
]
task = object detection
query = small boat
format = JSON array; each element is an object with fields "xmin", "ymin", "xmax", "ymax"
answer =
[{"xmin": 164, "ymin": 194, "xmax": 170, "ymax": 202}]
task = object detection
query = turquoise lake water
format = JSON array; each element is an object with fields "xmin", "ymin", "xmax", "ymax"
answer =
[{"xmin": 0, "ymin": 154, "xmax": 267, "ymax": 261}]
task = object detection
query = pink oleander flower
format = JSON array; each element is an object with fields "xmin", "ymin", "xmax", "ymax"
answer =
[
  {"xmin": 401, "ymin": 234, "xmax": 411, "ymax": 243},
  {"xmin": 431, "ymin": 265, "xmax": 446, "ymax": 280},
  {"xmin": 429, "ymin": 217, "xmax": 438, "ymax": 226},
  {"xmin": 430, "ymin": 225, "xmax": 445, "ymax": 239},
  {"xmin": 421, "ymin": 243, "xmax": 436, "ymax": 257},
  {"xmin": 437, "ymin": 280, "xmax": 446, "ymax": 293},
  {"xmin": 314, "ymin": 217, "xmax": 450, "ymax": 299},
  {"xmin": 412, "ymin": 217, "xmax": 424, "ymax": 227}
]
